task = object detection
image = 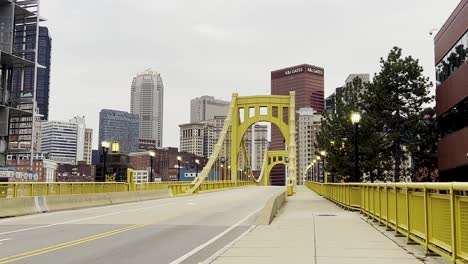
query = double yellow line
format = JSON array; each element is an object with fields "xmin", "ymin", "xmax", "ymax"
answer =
[{"xmin": 0, "ymin": 224, "xmax": 145, "ymax": 264}]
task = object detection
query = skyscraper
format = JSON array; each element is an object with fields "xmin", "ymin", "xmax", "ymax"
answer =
[
  {"xmin": 11, "ymin": 26, "xmax": 52, "ymax": 120},
  {"xmin": 270, "ymin": 64, "xmax": 324, "ymax": 185},
  {"xmin": 99, "ymin": 109, "xmax": 139, "ymax": 154},
  {"xmin": 83, "ymin": 128, "xmax": 93, "ymax": 165},
  {"xmin": 130, "ymin": 69, "xmax": 164, "ymax": 148},
  {"xmin": 190, "ymin": 96, "xmax": 230, "ymax": 123},
  {"xmin": 297, "ymin": 108, "xmax": 322, "ymax": 185}
]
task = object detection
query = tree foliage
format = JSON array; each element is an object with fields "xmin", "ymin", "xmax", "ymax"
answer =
[{"xmin": 317, "ymin": 47, "xmax": 436, "ymax": 182}]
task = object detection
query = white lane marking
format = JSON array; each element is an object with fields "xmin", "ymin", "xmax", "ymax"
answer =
[
  {"xmin": 0, "ymin": 238, "xmax": 12, "ymax": 245},
  {"xmin": 0, "ymin": 203, "xmax": 173, "ymax": 236},
  {"xmin": 202, "ymin": 225, "xmax": 256, "ymax": 264},
  {"xmin": 168, "ymin": 207, "xmax": 262, "ymax": 264}
]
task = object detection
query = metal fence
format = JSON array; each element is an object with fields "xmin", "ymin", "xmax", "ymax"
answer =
[
  {"xmin": 305, "ymin": 181, "xmax": 468, "ymax": 263},
  {"xmin": 0, "ymin": 181, "xmax": 256, "ymax": 199}
]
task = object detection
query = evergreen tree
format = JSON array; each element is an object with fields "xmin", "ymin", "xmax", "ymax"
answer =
[{"xmin": 365, "ymin": 47, "xmax": 433, "ymax": 181}]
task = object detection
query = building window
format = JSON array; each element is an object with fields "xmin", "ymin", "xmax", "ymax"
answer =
[{"xmin": 436, "ymin": 31, "xmax": 468, "ymax": 86}]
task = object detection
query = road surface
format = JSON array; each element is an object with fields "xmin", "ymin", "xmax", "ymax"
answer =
[{"xmin": 0, "ymin": 186, "xmax": 284, "ymax": 264}]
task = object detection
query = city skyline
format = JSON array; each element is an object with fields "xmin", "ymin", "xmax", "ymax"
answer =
[{"xmin": 41, "ymin": 0, "xmax": 460, "ymax": 148}]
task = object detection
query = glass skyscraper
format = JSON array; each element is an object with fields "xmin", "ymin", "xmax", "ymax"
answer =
[{"xmin": 98, "ymin": 109, "xmax": 140, "ymax": 154}]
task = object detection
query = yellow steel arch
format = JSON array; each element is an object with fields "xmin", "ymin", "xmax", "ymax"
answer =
[
  {"xmin": 187, "ymin": 92, "xmax": 297, "ymax": 194},
  {"xmin": 256, "ymin": 150, "xmax": 289, "ymax": 186}
]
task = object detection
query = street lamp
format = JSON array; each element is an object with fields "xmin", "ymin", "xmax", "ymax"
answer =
[
  {"xmin": 319, "ymin": 151, "xmax": 326, "ymax": 183},
  {"xmin": 149, "ymin": 151, "xmax": 155, "ymax": 183},
  {"xmin": 177, "ymin": 156, "xmax": 182, "ymax": 181},
  {"xmin": 101, "ymin": 141, "xmax": 110, "ymax": 181},
  {"xmin": 351, "ymin": 112, "xmax": 361, "ymax": 182},
  {"xmin": 195, "ymin": 159, "xmax": 200, "ymax": 175}
]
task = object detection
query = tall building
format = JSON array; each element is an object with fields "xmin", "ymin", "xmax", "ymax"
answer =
[
  {"xmin": 434, "ymin": 0, "xmax": 468, "ymax": 181},
  {"xmin": 11, "ymin": 26, "xmax": 52, "ymax": 121},
  {"xmin": 70, "ymin": 116, "xmax": 86, "ymax": 162},
  {"xmin": 41, "ymin": 121, "xmax": 78, "ymax": 164},
  {"xmin": 0, "ymin": 1, "xmax": 44, "ymax": 167},
  {"xmin": 270, "ymin": 64, "xmax": 324, "ymax": 185},
  {"xmin": 252, "ymin": 124, "xmax": 269, "ymax": 171},
  {"xmin": 345, "ymin": 73, "xmax": 370, "ymax": 84},
  {"xmin": 130, "ymin": 69, "xmax": 164, "ymax": 148},
  {"xmin": 326, "ymin": 74, "xmax": 369, "ymax": 114},
  {"xmin": 99, "ymin": 109, "xmax": 139, "ymax": 154},
  {"xmin": 190, "ymin": 96, "xmax": 230, "ymax": 122},
  {"xmin": 297, "ymin": 108, "xmax": 322, "ymax": 185},
  {"xmin": 179, "ymin": 122, "xmax": 215, "ymax": 157},
  {"xmin": 83, "ymin": 128, "xmax": 93, "ymax": 165}
]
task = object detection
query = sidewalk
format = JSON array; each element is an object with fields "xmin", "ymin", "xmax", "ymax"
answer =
[{"xmin": 209, "ymin": 186, "xmax": 448, "ymax": 264}]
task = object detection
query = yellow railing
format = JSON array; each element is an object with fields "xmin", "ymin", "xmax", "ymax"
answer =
[
  {"xmin": 305, "ymin": 181, "xmax": 468, "ymax": 264},
  {"xmin": 0, "ymin": 181, "xmax": 256, "ymax": 199}
]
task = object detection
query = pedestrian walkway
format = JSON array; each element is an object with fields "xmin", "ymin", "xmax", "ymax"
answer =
[{"xmin": 209, "ymin": 186, "xmax": 449, "ymax": 264}]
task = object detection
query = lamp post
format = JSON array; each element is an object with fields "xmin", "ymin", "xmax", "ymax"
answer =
[
  {"xmin": 351, "ymin": 112, "xmax": 361, "ymax": 182},
  {"xmin": 228, "ymin": 165, "xmax": 231, "ymax": 180},
  {"xmin": 320, "ymin": 150, "xmax": 326, "ymax": 183},
  {"xmin": 101, "ymin": 141, "xmax": 110, "ymax": 181},
  {"xmin": 149, "ymin": 151, "xmax": 155, "ymax": 183},
  {"xmin": 195, "ymin": 159, "xmax": 200, "ymax": 175},
  {"xmin": 177, "ymin": 156, "xmax": 182, "ymax": 181}
]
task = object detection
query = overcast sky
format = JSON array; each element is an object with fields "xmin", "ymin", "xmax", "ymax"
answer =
[{"xmin": 41, "ymin": 0, "xmax": 460, "ymax": 149}]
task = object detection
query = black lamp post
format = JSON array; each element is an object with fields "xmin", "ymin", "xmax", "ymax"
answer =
[
  {"xmin": 101, "ymin": 141, "xmax": 110, "ymax": 181},
  {"xmin": 351, "ymin": 112, "xmax": 361, "ymax": 182},
  {"xmin": 177, "ymin": 156, "xmax": 182, "ymax": 181},
  {"xmin": 149, "ymin": 151, "xmax": 155, "ymax": 182}
]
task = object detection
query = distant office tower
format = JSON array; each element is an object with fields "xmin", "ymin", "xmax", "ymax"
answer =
[
  {"xmin": 237, "ymin": 124, "xmax": 269, "ymax": 172},
  {"xmin": 179, "ymin": 122, "xmax": 215, "ymax": 157},
  {"xmin": 130, "ymin": 69, "xmax": 164, "ymax": 148},
  {"xmin": 41, "ymin": 121, "xmax": 78, "ymax": 164},
  {"xmin": 297, "ymin": 108, "xmax": 322, "ymax": 185},
  {"xmin": 11, "ymin": 26, "xmax": 52, "ymax": 120},
  {"xmin": 190, "ymin": 96, "xmax": 230, "ymax": 123},
  {"xmin": 99, "ymin": 109, "xmax": 139, "ymax": 154},
  {"xmin": 83, "ymin": 128, "xmax": 93, "ymax": 165},
  {"xmin": 70, "ymin": 116, "xmax": 86, "ymax": 162},
  {"xmin": 270, "ymin": 64, "xmax": 324, "ymax": 185},
  {"xmin": 326, "ymin": 74, "xmax": 369, "ymax": 113},
  {"xmin": 345, "ymin": 73, "xmax": 370, "ymax": 84}
]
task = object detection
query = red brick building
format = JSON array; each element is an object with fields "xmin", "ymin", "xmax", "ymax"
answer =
[
  {"xmin": 434, "ymin": 0, "xmax": 468, "ymax": 181},
  {"xmin": 270, "ymin": 64, "xmax": 324, "ymax": 185},
  {"xmin": 56, "ymin": 161, "xmax": 95, "ymax": 182},
  {"xmin": 128, "ymin": 148, "xmax": 207, "ymax": 182},
  {"xmin": 6, "ymin": 153, "xmax": 58, "ymax": 182}
]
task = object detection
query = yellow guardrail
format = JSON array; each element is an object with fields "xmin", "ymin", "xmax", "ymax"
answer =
[
  {"xmin": 305, "ymin": 181, "xmax": 468, "ymax": 264},
  {"xmin": 0, "ymin": 180, "xmax": 256, "ymax": 199}
]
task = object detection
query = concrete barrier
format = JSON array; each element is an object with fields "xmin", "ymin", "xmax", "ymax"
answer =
[
  {"xmin": 255, "ymin": 190, "xmax": 287, "ymax": 225},
  {"xmin": 0, "ymin": 190, "xmax": 173, "ymax": 218},
  {"xmin": 46, "ymin": 193, "xmax": 112, "ymax": 212},
  {"xmin": 0, "ymin": 197, "xmax": 40, "ymax": 218}
]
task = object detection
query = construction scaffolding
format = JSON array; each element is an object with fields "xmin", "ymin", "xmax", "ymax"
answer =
[{"xmin": 0, "ymin": 0, "xmax": 43, "ymax": 171}]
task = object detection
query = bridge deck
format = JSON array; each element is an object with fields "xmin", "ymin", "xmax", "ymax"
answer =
[{"xmin": 210, "ymin": 186, "xmax": 448, "ymax": 264}]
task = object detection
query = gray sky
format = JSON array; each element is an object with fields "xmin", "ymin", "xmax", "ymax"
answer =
[{"xmin": 42, "ymin": 0, "xmax": 460, "ymax": 149}]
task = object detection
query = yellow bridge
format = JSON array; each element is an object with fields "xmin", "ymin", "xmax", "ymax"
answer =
[{"xmin": 1, "ymin": 93, "xmax": 467, "ymax": 264}]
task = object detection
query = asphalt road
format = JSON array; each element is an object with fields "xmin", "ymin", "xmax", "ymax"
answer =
[{"xmin": 0, "ymin": 186, "xmax": 284, "ymax": 264}]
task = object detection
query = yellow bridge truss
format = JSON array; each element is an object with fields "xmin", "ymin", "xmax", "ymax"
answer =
[{"xmin": 188, "ymin": 92, "xmax": 297, "ymax": 194}]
